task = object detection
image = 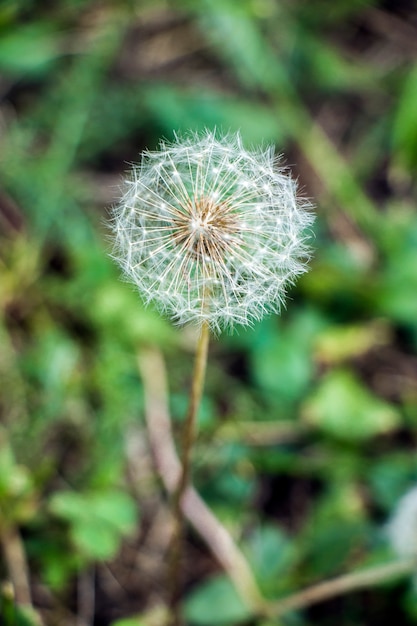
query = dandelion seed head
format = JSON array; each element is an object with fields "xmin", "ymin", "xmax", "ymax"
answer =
[{"xmin": 110, "ymin": 130, "xmax": 314, "ymax": 333}]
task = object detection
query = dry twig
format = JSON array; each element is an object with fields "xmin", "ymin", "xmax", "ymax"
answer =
[{"xmin": 137, "ymin": 346, "xmax": 266, "ymax": 615}]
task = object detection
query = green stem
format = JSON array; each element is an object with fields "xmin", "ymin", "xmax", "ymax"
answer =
[{"xmin": 169, "ymin": 321, "xmax": 210, "ymax": 625}]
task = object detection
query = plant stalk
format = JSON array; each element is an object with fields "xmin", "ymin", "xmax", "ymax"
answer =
[
  {"xmin": 138, "ymin": 346, "xmax": 267, "ymax": 618},
  {"xmin": 0, "ymin": 525, "xmax": 32, "ymax": 607},
  {"xmin": 169, "ymin": 321, "xmax": 210, "ymax": 625},
  {"xmin": 269, "ymin": 558, "xmax": 415, "ymax": 618}
]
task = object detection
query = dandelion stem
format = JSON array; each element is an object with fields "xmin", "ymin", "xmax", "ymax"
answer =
[
  {"xmin": 138, "ymin": 347, "xmax": 267, "ymax": 619},
  {"xmin": 169, "ymin": 321, "xmax": 210, "ymax": 625}
]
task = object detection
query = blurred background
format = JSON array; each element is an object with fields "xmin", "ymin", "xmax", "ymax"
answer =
[{"xmin": 1, "ymin": 0, "xmax": 417, "ymax": 625}]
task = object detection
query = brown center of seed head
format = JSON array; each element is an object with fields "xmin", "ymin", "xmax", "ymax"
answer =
[{"xmin": 172, "ymin": 195, "xmax": 239, "ymax": 263}]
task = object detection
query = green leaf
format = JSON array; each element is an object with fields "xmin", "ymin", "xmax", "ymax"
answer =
[
  {"xmin": 298, "ymin": 32, "xmax": 377, "ymax": 93},
  {"xmin": 92, "ymin": 281, "xmax": 175, "ymax": 347},
  {"xmin": 142, "ymin": 85, "xmax": 286, "ymax": 145},
  {"xmin": 250, "ymin": 310, "xmax": 323, "ymax": 408},
  {"xmin": 71, "ymin": 519, "xmax": 120, "ymax": 560},
  {"xmin": 377, "ymin": 250, "xmax": 417, "ymax": 326},
  {"xmin": 314, "ymin": 321, "xmax": 389, "ymax": 365},
  {"xmin": 193, "ymin": 0, "xmax": 289, "ymax": 92},
  {"xmin": 0, "ymin": 588, "xmax": 42, "ymax": 626},
  {"xmin": 368, "ymin": 455, "xmax": 417, "ymax": 512},
  {"xmin": 301, "ymin": 483, "xmax": 370, "ymax": 576},
  {"xmin": 0, "ymin": 24, "xmax": 60, "ymax": 75},
  {"xmin": 0, "ymin": 431, "xmax": 36, "ymax": 526},
  {"xmin": 304, "ymin": 519, "xmax": 369, "ymax": 577},
  {"xmin": 185, "ymin": 575, "xmax": 252, "ymax": 626},
  {"xmin": 50, "ymin": 489, "xmax": 138, "ymax": 561},
  {"xmin": 303, "ymin": 369, "xmax": 400, "ymax": 440},
  {"xmin": 245, "ymin": 526, "xmax": 296, "ymax": 597},
  {"xmin": 15, "ymin": 606, "xmax": 43, "ymax": 626},
  {"xmin": 392, "ymin": 64, "xmax": 417, "ymax": 173},
  {"xmin": 111, "ymin": 619, "xmax": 146, "ymax": 626}
]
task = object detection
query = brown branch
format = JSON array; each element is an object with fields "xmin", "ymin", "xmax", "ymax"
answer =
[
  {"xmin": 77, "ymin": 567, "xmax": 95, "ymax": 626},
  {"xmin": 137, "ymin": 346, "xmax": 266, "ymax": 615},
  {"xmin": 1, "ymin": 525, "xmax": 32, "ymax": 606},
  {"xmin": 271, "ymin": 558, "xmax": 415, "ymax": 617}
]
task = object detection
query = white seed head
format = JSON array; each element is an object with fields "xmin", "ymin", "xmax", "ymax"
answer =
[
  {"xmin": 386, "ymin": 486, "xmax": 417, "ymax": 558},
  {"xmin": 110, "ymin": 130, "xmax": 314, "ymax": 332}
]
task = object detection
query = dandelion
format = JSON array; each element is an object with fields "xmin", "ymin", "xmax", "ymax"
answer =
[
  {"xmin": 111, "ymin": 130, "xmax": 314, "ymax": 333},
  {"xmin": 111, "ymin": 130, "xmax": 314, "ymax": 620}
]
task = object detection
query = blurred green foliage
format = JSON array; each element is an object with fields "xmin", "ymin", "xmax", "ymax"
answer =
[{"xmin": 0, "ymin": 0, "xmax": 417, "ymax": 625}]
